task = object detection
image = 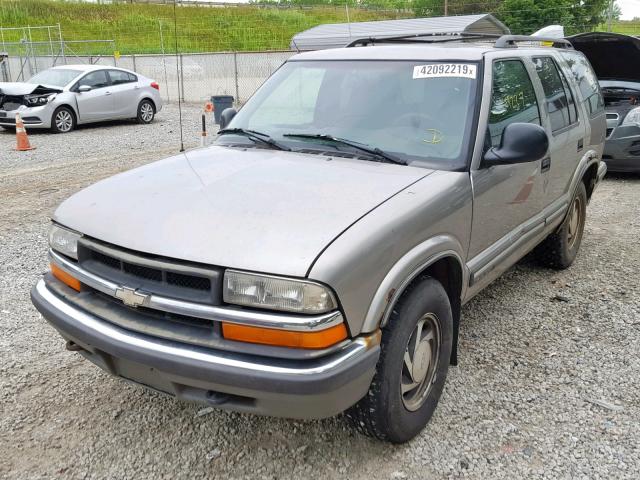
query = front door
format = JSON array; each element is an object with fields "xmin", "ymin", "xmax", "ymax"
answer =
[
  {"xmin": 74, "ymin": 70, "xmax": 114, "ymax": 122},
  {"xmin": 468, "ymin": 58, "xmax": 546, "ymax": 289}
]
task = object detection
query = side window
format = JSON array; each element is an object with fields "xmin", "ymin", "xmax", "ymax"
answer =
[
  {"xmin": 109, "ymin": 70, "xmax": 136, "ymax": 85},
  {"xmin": 487, "ymin": 59, "xmax": 541, "ymax": 148},
  {"xmin": 78, "ymin": 70, "xmax": 109, "ymax": 89},
  {"xmin": 561, "ymin": 52, "xmax": 604, "ymax": 117},
  {"xmin": 532, "ymin": 56, "xmax": 577, "ymax": 132}
]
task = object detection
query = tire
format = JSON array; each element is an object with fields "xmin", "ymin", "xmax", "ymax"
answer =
[
  {"xmin": 534, "ymin": 181, "xmax": 587, "ymax": 269},
  {"xmin": 345, "ymin": 276, "xmax": 453, "ymax": 443},
  {"xmin": 137, "ymin": 99, "xmax": 155, "ymax": 124},
  {"xmin": 51, "ymin": 106, "xmax": 76, "ymax": 133}
]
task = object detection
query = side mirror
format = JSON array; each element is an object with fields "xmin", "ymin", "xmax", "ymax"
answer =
[
  {"xmin": 483, "ymin": 123, "xmax": 549, "ymax": 167},
  {"xmin": 77, "ymin": 85, "xmax": 92, "ymax": 93},
  {"xmin": 219, "ymin": 107, "xmax": 237, "ymax": 130}
]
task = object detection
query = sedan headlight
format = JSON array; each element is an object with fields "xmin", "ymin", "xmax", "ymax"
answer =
[
  {"xmin": 223, "ymin": 270, "xmax": 337, "ymax": 314},
  {"xmin": 25, "ymin": 93, "xmax": 57, "ymax": 106},
  {"xmin": 622, "ymin": 106, "xmax": 640, "ymax": 126},
  {"xmin": 48, "ymin": 224, "xmax": 82, "ymax": 260}
]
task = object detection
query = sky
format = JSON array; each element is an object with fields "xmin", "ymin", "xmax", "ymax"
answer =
[{"xmin": 618, "ymin": 0, "xmax": 640, "ymax": 20}]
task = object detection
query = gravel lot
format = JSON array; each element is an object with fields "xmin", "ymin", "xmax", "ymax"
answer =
[{"xmin": 1, "ymin": 108, "xmax": 639, "ymax": 479}]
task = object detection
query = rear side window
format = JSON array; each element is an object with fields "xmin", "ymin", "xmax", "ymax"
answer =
[
  {"xmin": 109, "ymin": 70, "xmax": 137, "ymax": 85},
  {"xmin": 532, "ymin": 56, "xmax": 578, "ymax": 132},
  {"xmin": 560, "ymin": 52, "xmax": 604, "ymax": 117},
  {"xmin": 487, "ymin": 59, "xmax": 541, "ymax": 148}
]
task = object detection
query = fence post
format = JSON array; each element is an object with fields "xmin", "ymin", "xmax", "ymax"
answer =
[
  {"xmin": 233, "ymin": 51, "xmax": 240, "ymax": 105},
  {"xmin": 132, "ymin": 54, "xmax": 137, "ymax": 72},
  {"xmin": 180, "ymin": 53, "xmax": 185, "ymax": 102}
]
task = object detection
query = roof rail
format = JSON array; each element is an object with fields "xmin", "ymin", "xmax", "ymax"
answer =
[
  {"xmin": 495, "ymin": 35, "xmax": 573, "ymax": 49},
  {"xmin": 345, "ymin": 32, "xmax": 502, "ymax": 48}
]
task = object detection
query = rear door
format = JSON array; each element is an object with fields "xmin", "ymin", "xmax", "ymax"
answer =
[
  {"xmin": 531, "ymin": 55, "xmax": 583, "ymax": 204},
  {"xmin": 74, "ymin": 70, "xmax": 114, "ymax": 122},
  {"xmin": 106, "ymin": 70, "xmax": 140, "ymax": 118},
  {"xmin": 468, "ymin": 57, "xmax": 546, "ymax": 287}
]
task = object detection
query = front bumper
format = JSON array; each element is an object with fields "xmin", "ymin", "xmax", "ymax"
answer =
[
  {"xmin": 0, "ymin": 104, "xmax": 53, "ymax": 129},
  {"xmin": 31, "ymin": 279, "xmax": 380, "ymax": 419},
  {"xmin": 603, "ymin": 124, "xmax": 640, "ymax": 172}
]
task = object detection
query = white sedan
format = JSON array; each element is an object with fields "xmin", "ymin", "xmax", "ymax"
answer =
[{"xmin": 0, "ymin": 64, "xmax": 163, "ymax": 133}]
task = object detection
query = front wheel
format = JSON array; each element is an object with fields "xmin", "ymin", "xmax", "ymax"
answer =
[
  {"xmin": 136, "ymin": 99, "xmax": 155, "ymax": 124},
  {"xmin": 51, "ymin": 106, "xmax": 76, "ymax": 133},
  {"xmin": 534, "ymin": 181, "xmax": 587, "ymax": 269},
  {"xmin": 345, "ymin": 276, "xmax": 453, "ymax": 443}
]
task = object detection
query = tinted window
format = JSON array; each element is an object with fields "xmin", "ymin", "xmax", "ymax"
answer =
[
  {"xmin": 533, "ymin": 56, "xmax": 577, "ymax": 132},
  {"xmin": 560, "ymin": 52, "xmax": 604, "ymax": 116},
  {"xmin": 109, "ymin": 70, "xmax": 136, "ymax": 85},
  {"xmin": 488, "ymin": 60, "xmax": 541, "ymax": 147},
  {"xmin": 79, "ymin": 70, "xmax": 109, "ymax": 89}
]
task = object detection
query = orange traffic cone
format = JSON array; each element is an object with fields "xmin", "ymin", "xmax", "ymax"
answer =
[{"xmin": 15, "ymin": 113, "xmax": 35, "ymax": 151}]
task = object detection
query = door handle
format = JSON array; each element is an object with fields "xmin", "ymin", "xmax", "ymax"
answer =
[
  {"xmin": 577, "ymin": 138, "xmax": 584, "ymax": 152},
  {"xmin": 541, "ymin": 156, "xmax": 551, "ymax": 173},
  {"xmin": 134, "ymin": 86, "xmax": 140, "ymax": 90},
  {"xmin": 104, "ymin": 91, "xmax": 112, "ymax": 96}
]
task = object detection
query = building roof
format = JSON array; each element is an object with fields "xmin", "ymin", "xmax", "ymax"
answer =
[{"xmin": 290, "ymin": 14, "xmax": 510, "ymax": 51}]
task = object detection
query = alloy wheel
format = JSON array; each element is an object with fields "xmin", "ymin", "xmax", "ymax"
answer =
[
  {"xmin": 55, "ymin": 110, "xmax": 73, "ymax": 132},
  {"xmin": 401, "ymin": 312, "xmax": 441, "ymax": 411},
  {"xmin": 140, "ymin": 103, "xmax": 154, "ymax": 122}
]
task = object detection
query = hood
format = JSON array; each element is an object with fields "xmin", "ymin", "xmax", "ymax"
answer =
[
  {"xmin": 54, "ymin": 146, "xmax": 432, "ymax": 277},
  {"xmin": 0, "ymin": 82, "xmax": 62, "ymax": 96},
  {"xmin": 568, "ymin": 32, "xmax": 640, "ymax": 83}
]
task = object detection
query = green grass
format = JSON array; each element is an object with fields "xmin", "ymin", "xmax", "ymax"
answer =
[{"xmin": 0, "ymin": 0, "xmax": 411, "ymax": 54}]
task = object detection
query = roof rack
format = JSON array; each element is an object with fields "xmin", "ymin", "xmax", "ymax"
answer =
[
  {"xmin": 494, "ymin": 35, "xmax": 573, "ymax": 49},
  {"xmin": 345, "ymin": 32, "xmax": 574, "ymax": 49},
  {"xmin": 345, "ymin": 32, "xmax": 502, "ymax": 48}
]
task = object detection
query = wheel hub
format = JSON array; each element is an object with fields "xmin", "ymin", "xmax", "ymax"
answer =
[{"xmin": 401, "ymin": 312, "xmax": 441, "ymax": 411}]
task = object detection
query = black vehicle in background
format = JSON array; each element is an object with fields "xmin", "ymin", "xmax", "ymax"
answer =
[{"xmin": 570, "ymin": 32, "xmax": 640, "ymax": 173}]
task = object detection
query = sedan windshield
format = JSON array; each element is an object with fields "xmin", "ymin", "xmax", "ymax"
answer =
[
  {"xmin": 223, "ymin": 60, "xmax": 480, "ymax": 168},
  {"xmin": 27, "ymin": 69, "xmax": 82, "ymax": 88}
]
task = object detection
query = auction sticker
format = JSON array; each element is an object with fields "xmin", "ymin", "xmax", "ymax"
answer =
[{"xmin": 413, "ymin": 63, "xmax": 477, "ymax": 80}]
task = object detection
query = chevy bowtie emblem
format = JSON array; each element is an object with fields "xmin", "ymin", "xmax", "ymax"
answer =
[{"xmin": 114, "ymin": 286, "xmax": 148, "ymax": 308}]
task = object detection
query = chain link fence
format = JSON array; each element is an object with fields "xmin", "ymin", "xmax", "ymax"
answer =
[{"xmin": 3, "ymin": 50, "xmax": 294, "ymax": 105}]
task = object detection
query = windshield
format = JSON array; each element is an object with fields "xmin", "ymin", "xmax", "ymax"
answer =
[
  {"xmin": 222, "ymin": 60, "xmax": 480, "ymax": 168},
  {"xmin": 28, "ymin": 69, "xmax": 82, "ymax": 88}
]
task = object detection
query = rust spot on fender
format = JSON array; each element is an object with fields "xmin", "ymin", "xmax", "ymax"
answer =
[{"xmin": 386, "ymin": 288, "xmax": 397, "ymax": 303}]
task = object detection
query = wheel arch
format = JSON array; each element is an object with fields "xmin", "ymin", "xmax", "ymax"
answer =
[
  {"xmin": 139, "ymin": 96, "xmax": 156, "ymax": 111},
  {"xmin": 361, "ymin": 236, "xmax": 467, "ymax": 365},
  {"xmin": 53, "ymin": 104, "xmax": 78, "ymax": 121},
  {"xmin": 581, "ymin": 161, "xmax": 599, "ymax": 202}
]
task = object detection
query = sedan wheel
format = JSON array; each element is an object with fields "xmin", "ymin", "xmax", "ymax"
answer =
[
  {"xmin": 137, "ymin": 100, "xmax": 155, "ymax": 124},
  {"xmin": 51, "ymin": 107, "xmax": 75, "ymax": 133}
]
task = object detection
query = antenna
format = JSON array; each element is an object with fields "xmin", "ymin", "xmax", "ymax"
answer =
[
  {"xmin": 173, "ymin": 0, "xmax": 185, "ymax": 152},
  {"xmin": 345, "ymin": 3, "xmax": 352, "ymax": 42}
]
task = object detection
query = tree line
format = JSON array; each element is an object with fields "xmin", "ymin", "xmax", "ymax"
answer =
[{"xmin": 250, "ymin": 0, "xmax": 621, "ymax": 35}]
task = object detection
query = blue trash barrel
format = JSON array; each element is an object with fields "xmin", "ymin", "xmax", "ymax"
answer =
[{"xmin": 211, "ymin": 95, "xmax": 234, "ymax": 125}]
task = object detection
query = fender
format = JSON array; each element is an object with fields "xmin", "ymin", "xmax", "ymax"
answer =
[{"xmin": 361, "ymin": 234, "xmax": 467, "ymax": 333}]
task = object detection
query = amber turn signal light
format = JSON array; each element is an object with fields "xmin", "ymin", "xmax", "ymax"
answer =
[
  {"xmin": 221, "ymin": 322, "xmax": 348, "ymax": 349},
  {"xmin": 51, "ymin": 263, "xmax": 81, "ymax": 292}
]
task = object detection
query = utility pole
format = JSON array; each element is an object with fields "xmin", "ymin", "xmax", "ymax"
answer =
[{"xmin": 607, "ymin": 0, "xmax": 613, "ymax": 32}]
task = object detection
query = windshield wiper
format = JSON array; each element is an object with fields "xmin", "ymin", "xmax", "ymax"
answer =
[
  {"xmin": 283, "ymin": 133, "xmax": 406, "ymax": 165},
  {"xmin": 218, "ymin": 128, "xmax": 291, "ymax": 151}
]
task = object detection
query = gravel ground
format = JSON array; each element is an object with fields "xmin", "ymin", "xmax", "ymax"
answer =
[{"xmin": 1, "ymin": 113, "xmax": 639, "ymax": 479}]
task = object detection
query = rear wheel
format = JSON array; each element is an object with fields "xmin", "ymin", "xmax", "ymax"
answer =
[
  {"xmin": 535, "ymin": 181, "xmax": 587, "ymax": 269},
  {"xmin": 137, "ymin": 99, "xmax": 155, "ymax": 124},
  {"xmin": 345, "ymin": 276, "xmax": 453, "ymax": 443},
  {"xmin": 51, "ymin": 106, "xmax": 76, "ymax": 133}
]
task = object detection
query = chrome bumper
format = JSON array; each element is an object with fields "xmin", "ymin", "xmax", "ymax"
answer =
[{"xmin": 31, "ymin": 279, "xmax": 380, "ymax": 418}]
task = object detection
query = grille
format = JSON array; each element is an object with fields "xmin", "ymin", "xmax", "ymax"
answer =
[{"xmin": 77, "ymin": 240, "xmax": 221, "ymax": 304}]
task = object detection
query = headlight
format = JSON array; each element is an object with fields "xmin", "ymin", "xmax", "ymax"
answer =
[
  {"xmin": 25, "ymin": 93, "xmax": 56, "ymax": 106},
  {"xmin": 223, "ymin": 270, "xmax": 337, "ymax": 314},
  {"xmin": 622, "ymin": 106, "xmax": 640, "ymax": 126},
  {"xmin": 48, "ymin": 224, "xmax": 82, "ymax": 260}
]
